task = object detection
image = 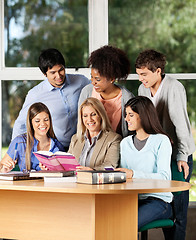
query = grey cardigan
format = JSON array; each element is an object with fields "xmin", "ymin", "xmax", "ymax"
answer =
[
  {"xmin": 78, "ymin": 83, "xmax": 134, "ymax": 137},
  {"xmin": 138, "ymin": 75, "xmax": 195, "ymax": 162}
]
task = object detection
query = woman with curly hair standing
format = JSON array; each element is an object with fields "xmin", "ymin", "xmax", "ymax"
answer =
[{"xmin": 79, "ymin": 45, "xmax": 134, "ymax": 137}]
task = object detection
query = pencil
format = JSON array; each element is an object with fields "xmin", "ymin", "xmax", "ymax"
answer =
[{"xmin": 13, "ymin": 142, "xmax": 18, "ymax": 168}]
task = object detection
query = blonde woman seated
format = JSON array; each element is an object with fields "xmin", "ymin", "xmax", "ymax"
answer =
[
  {"xmin": 68, "ymin": 97, "xmax": 122, "ymax": 171},
  {"xmin": 0, "ymin": 102, "xmax": 64, "ymax": 173}
]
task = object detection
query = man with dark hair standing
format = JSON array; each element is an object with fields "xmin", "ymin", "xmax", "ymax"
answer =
[
  {"xmin": 136, "ymin": 49, "xmax": 195, "ymax": 240},
  {"xmin": 12, "ymin": 48, "xmax": 90, "ymax": 150}
]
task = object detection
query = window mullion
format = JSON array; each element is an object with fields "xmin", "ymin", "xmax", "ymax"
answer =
[
  {"xmin": 0, "ymin": 0, "xmax": 4, "ymax": 69},
  {"xmin": 88, "ymin": 0, "xmax": 108, "ymax": 54},
  {"xmin": 0, "ymin": 0, "xmax": 4, "ymax": 153}
]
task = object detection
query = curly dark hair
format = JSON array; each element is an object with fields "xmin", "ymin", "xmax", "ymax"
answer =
[
  {"xmin": 87, "ymin": 45, "xmax": 131, "ymax": 81},
  {"xmin": 135, "ymin": 49, "xmax": 166, "ymax": 74}
]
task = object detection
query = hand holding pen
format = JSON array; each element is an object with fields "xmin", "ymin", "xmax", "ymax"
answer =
[
  {"xmin": 0, "ymin": 143, "xmax": 18, "ymax": 173},
  {"xmin": 12, "ymin": 142, "xmax": 18, "ymax": 168}
]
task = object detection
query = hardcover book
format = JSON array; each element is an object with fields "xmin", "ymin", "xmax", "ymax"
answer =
[
  {"xmin": 0, "ymin": 171, "xmax": 42, "ymax": 181},
  {"xmin": 33, "ymin": 151, "xmax": 80, "ymax": 171},
  {"xmin": 77, "ymin": 170, "xmax": 126, "ymax": 184},
  {"xmin": 29, "ymin": 170, "xmax": 75, "ymax": 178}
]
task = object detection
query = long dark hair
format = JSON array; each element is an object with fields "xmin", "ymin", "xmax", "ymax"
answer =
[{"xmin": 125, "ymin": 96, "xmax": 171, "ymax": 140}]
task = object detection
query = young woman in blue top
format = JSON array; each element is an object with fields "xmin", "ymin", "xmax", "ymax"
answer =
[
  {"xmin": 0, "ymin": 102, "xmax": 64, "ymax": 172},
  {"xmin": 116, "ymin": 96, "xmax": 173, "ymax": 230}
]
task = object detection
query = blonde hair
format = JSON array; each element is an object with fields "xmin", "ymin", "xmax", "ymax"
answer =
[
  {"xmin": 25, "ymin": 102, "xmax": 56, "ymax": 170},
  {"xmin": 77, "ymin": 97, "xmax": 112, "ymax": 141}
]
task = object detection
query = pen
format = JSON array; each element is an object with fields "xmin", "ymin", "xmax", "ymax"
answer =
[{"xmin": 13, "ymin": 142, "xmax": 18, "ymax": 168}]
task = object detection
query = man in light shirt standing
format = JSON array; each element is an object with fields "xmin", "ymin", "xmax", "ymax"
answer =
[{"xmin": 12, "ymin": 48, "xmax": 90, "ymax": 150}]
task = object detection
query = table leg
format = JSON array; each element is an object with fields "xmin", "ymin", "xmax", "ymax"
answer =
[{"xmin": 95, "ymin": 193, "xmax": 138, "ymax": 240}]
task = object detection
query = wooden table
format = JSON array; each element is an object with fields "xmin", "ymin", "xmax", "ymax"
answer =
[{"xmin": 0, "ymin": 179, "xmax": 191, "ymax": 240}]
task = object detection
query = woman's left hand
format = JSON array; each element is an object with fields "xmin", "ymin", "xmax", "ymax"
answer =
[
  {"xmin": 76, "ymin": 166, "xmax": 93, "ymax": 171},
  {"xmin": 115, "ymin": 168, "xmax": 133, "ymax": 179}
]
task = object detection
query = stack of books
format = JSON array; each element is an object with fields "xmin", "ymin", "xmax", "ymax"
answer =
[
  {"xmin": 0, "ymin": 171, "xmax": 41, "ymax": 181},
  {"xmin": 30, "ymin": 170, "xmax": 76, "ymax": 183}
]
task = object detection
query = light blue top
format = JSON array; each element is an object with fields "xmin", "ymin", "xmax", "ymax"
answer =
[
  {"xmin": 12, "ymin": 74, "xmax": 90, "ymax": 148},
  {"xmin": 120, "ymin": 134, "xmax": 173, "ymax": 203},
  {"xmin": 7, "ymin": 134, "xmax": 65, "ymax": 171}
]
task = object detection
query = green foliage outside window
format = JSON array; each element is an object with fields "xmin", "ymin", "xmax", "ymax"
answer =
[
  {"xmin": 109, "ymin": 0, "xmax": 196, "ymax": 73},
  {"xmin": 5, "ymin": 0, "xmax": 88, "ymax": 67}
]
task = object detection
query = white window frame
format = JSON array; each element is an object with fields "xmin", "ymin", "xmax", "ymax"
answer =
[{"xmin": 1, "ymin": 0, "xmax": 196, "ymax": 153}]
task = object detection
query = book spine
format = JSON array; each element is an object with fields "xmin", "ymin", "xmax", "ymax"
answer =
[
  {"xmin": 92, "ymin": 172, "xmax": 126, "ymax": 184},
  {"xmin": 13, "ymin": 176, "xmax": 42, "ymax": 181}
]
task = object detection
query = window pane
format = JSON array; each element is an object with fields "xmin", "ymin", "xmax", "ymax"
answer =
[
  {"xmin": 179, "ymin": 79, "xmax": 196, "ymax": 202},
  {"xmin": 2, "ymin": 80, "xmax": 41, "ymax": 146},
  {"xmin": 4, "ymin": 0, "xmax": 88, "ymax": 67},
  {"xmin": 179, "ymin": 80, "xmax": 196, "ymax": 202},
  {"xmin": 109, "ymin": 0, "xmax": 196, "ymax": 73}
]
